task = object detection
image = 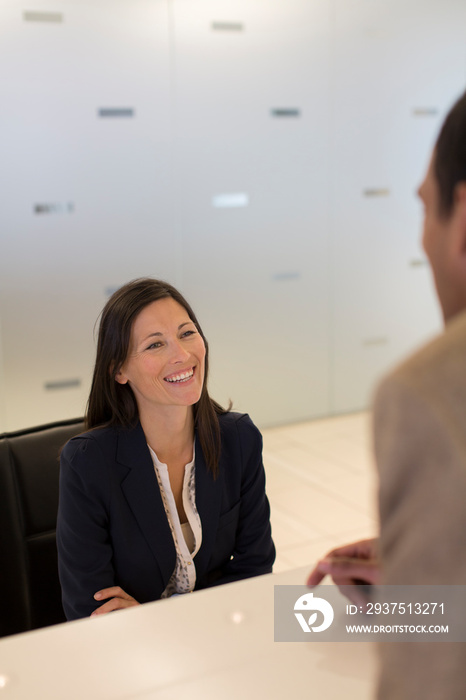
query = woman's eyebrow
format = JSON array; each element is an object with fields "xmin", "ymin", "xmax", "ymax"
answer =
[
  {"xmin": 141, "ymin": 332, "xmax": 162, "ymax": 343},
  {"xmin": 141, "ymin": 322, "xmax": 193, "ymax": 344}
]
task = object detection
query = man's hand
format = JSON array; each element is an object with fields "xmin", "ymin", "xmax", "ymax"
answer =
[
  {"xmin": 307, "ymin": 538, "xmax": 380, "ymax": 606},
  {"xmin": 90, "ymin": 586, "xmax": 140, "ymax": 616}
]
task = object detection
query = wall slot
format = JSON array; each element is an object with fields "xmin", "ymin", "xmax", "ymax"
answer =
[
  {"xmin": 363, "ymin": 337, "xmax": 389, "ymax": 347},
  {"xmin": 271, "ymin": 109, "xmax": 301, "ymax": 118},
  {"xmin": 272, "ymin": 272, "xmax": 301, "ymax": 282},
  {"xmin": 98, "ymin": 108, "xmax": 135, "ymax": 118},
  {"xmin": 212, "ymin": 22, "xmax": 244, "ymax": 32},
  {"xmin": 34, "ymin": 202, "xmax": 74, "ymax": 215},
  {"xmin": 212, "ymin": 193, "xmax": 249, "ymax": 208},
  {"xmin": 409, "ymin": 259, "xmax": 428, "ymax": 267},
  {"xmin": 23, "ymin": 11, "xmax": 63, "ymax": 23},
  {"xmin": 413, "ymin": 108, "xmax": 439, "ymax": 117},
  {"xmin": 363, "ymin": 189, "xmax": 390, "ymax": 197},
  {"xmin": 44, "ymin": 378, "xmax": 81, "ymax": 391}
]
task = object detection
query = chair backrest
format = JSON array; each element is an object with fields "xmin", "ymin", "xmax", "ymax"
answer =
[{"xmin": 0, "ymin": 418, "xmax": 84, "ymax": 637}]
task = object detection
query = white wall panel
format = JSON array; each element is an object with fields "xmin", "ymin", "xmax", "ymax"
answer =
[
  {"xmin": 331, "ymin": 0, "xmax": 466, "ymax": 412},
  {"xmin": 0, "ymin": 0, "xmax": 174, "ymax": 430},
  {"xmin": 172, "ymin": 0, "xmax": 332, "ymax": 426},
  {"xmin": 0, "ymin": 321, "xmax": 6, "ymax": 433}
]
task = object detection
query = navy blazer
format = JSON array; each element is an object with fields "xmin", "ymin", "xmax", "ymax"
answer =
[{"xmin": 57, "ymin": 412, "xmax": 275, "ymax": 620}]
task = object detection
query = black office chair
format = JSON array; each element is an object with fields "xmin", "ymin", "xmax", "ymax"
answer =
[{"xmin": 0, "ymin": 418, "xmax": 84, "ymax": 637}]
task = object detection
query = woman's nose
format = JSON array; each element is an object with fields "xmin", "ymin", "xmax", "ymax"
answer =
[{"xmin": 169, "ymin": 340, "xmax": 190, "ymax": 363}]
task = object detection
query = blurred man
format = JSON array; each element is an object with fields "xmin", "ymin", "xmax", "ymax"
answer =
[{"xmin": 308, "ymin": 90, "xmax": 466, "ymax": 699}]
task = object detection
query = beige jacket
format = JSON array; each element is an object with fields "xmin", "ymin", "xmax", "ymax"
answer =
[{"xmin": 374, "ymin": 309, "xmax": 466, "ymax": 699}]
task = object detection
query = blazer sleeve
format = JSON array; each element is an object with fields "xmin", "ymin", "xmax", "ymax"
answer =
[
  {"xmin": 211, "ymin": 414, "xmax": 275, "ymax": 586},
  {"xmin": 57, "ymin": 436, "xmax": 117, "ymax": 620},
  {"xmin": 374, "ymin": 371, "xmax": 466, "ymax": 700}
]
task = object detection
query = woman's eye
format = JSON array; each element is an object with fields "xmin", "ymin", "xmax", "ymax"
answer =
[
  {"xmin": 147, "ymin": 342, "xmax": 162, "ymax": 350},
  {"xmin": 181, "ymin": 330, "xmax": 196, "ymax": 338}
]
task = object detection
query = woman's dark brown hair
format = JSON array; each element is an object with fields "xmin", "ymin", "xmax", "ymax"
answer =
[{"xmin": 85, "ymin": 278, "xmax": 229, "ymax": 475}]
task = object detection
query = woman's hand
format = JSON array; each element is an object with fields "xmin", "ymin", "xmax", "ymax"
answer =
[{"xmin": 90, "ymin": 586, "xmax": 140, "ymax": 616}]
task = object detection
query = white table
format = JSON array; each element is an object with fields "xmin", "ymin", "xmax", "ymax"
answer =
[{"xmin": 0, "ymin": 567, "xmax": 376, "ymax": 699}]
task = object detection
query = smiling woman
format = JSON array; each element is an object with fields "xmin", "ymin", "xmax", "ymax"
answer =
[{"xmin": 57, "ymin": 278, "xmax": 275, "ymax": 620}]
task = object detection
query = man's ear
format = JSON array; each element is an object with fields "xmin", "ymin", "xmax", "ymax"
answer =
[{"xmin": 453, "ymin": 182, "xmax": 466, "ymax": 257}]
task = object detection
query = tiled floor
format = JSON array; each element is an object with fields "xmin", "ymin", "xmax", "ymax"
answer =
[{"xmin": 262, "ymin": 411, "xmax": 379, "ymax": 574}]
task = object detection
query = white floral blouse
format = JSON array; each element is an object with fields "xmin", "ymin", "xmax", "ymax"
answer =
[{"xmin": 148, "ymin": 443, "xmax": 202, "ymax": 598}]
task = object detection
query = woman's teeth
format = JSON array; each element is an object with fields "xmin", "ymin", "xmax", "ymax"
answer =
[{"xmin": 165, "ymin": 369, "xmax": 194, "ymax": 383}]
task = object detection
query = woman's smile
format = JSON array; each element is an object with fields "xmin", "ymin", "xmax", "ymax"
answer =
[{"xmin": 164, "ymin": 367, "xmax": 195, "ymax": 384}]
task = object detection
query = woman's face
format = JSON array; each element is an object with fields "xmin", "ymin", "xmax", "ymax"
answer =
[{"xmin": 115, "ymin": 297, "xmax": 206, "ymax": 415}]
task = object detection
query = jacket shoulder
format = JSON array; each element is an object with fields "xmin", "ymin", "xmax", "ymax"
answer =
[
  {"xmin": 375, "ymin": 310, "xmax": 466, "ymax": 403},
  {"xmin": 217, "ymin": 412, "xmax": 262, "ymax": 454},
  {"xmin": 218, "ymin": 411, "xmax": 260, "ymax": 435},
  {"xmin": 60, "ymin": 425, "xmax": 119, "ymax": 464}
]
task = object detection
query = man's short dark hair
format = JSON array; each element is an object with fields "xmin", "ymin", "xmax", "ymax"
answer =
[{"xmin": 435, "ymin": 90, "xmax": 466, "ymax": 217}]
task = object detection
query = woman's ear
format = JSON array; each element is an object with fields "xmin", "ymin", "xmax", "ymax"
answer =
[
  {"xmin": 111, "ymin": 362, "xmax": 128, "ymax": 385},
  {"xmin": 115, "ymin": 370, "xmax": 128, "ymax": 385}
]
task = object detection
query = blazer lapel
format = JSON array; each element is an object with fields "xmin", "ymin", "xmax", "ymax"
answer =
[
  {"xmin": 116, "ymin": 422, "xmax": 176, "ymax": 589},
  {"xmin": 193, "ymin": 434, "xmax": 225, "ymax": 573}
]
